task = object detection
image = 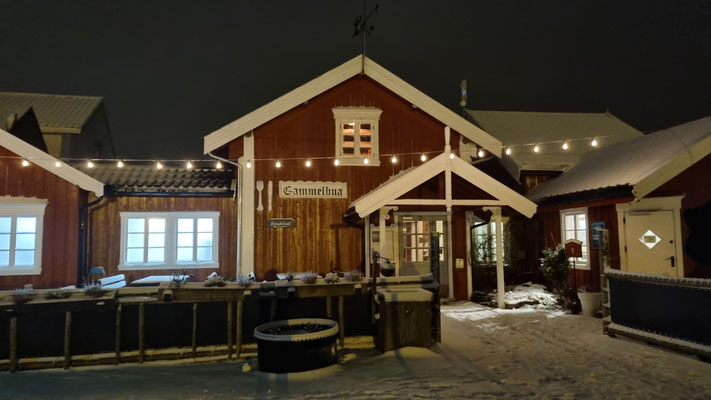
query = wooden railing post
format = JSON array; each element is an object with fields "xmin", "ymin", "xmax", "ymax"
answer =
[
  {"xmin": 138, "ymin": 303, "xmax": 145, "ymax": 363},
  {"xmin": 115, "ymin": 304, "xmax": 122, "ymax": 364},
  {"xmin": 9, "ymin": 315, "xmax": 17, "ymax": 372},
  {"xmin": 236, "ymin": 300, "xmax": 243, "ymax": 358},
  {"xmin": 192, "ymin": 303, "xmax": 198, "ymax": 358},
  {"xmin": 227, "ymin": 301, "xmax": 234, "ymax": 359},
  {"xmin": 63, "ymin": 311, "xmax": 72, "ymax": 369}
]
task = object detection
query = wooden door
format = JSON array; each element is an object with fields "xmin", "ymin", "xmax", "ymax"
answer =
[{"xmin": 624, "ymin": 211, "xmax": 680, "ymax": 276}]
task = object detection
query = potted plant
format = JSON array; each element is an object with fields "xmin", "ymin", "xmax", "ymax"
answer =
[
  {"xmin": 540, "ymin": 245, "xmax": 580, "ymax": 313},
  {"xmin": 577, "ymin": 285, "xmax": 601, "ymax": 317}
]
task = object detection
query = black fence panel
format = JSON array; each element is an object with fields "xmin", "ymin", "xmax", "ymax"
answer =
[
  {"xmin": 72, "ymin": 309, "xmax": 116, "ymax": 355},
  {"xmin": 609, "ymin": 276, "xmax": 711, "ymax": 345},
  {"xmin": 0, "ymin": 316, "xmax": 8, "ymax": 359},
  {"xmin": 18, "ymin": 312, "xmax": 65, "ymax": 358}
]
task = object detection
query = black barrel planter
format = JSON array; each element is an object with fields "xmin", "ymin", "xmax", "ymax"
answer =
[{"xmin": 254, "ymin": 318, "xmax": 339, "ymax": 373}]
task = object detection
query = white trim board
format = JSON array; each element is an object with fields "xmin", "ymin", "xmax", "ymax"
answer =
[
  {"xmin": 349, "ymin": 153, "xmax": 537, "ymax": 218},
  {"xmin": 0, "ymin": 128, "xmax": 104, "ymax": 196},
  {"xmin": 203, "ymin": 56, "xmax": 503, "ymax": 157}
]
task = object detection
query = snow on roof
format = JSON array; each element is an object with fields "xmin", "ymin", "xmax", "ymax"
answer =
[
  {"xmin": 204, "ymin": 56, "xmax": 502, "ymax": 157},
  {"xmin": 466, "ymin": 110, "xmax": 643, "ymax": 171},
  {"xmin": 0, "ymin": 92, "xmax": 102, "ymax": 134},
  {"xmin": 527, "ymin": 116, "xmax": 711, "ymax": 203}
]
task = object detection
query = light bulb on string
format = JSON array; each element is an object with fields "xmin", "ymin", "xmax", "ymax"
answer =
[
  {"xmin": 477, "ymin": 149, "xmax": 485, "ymax": 158},
  {"xmin": 505, "ymin": 147, "xmax": 512, "ymax": 155},
  {"xmin": 156, "ymin": 161, "xmax": 163, "ymax": 170},
  {"xmin": 305, "ymin": 160, "xmax": 312, "ymax": 167},
  {"xmin": 116, "ymin": 160, "xmax": 124, "ymax": 168},
  {"xmin": 87, "ymin": 161, "xmax": 95, "ymax": 168},
  {"xmin": 420, "ymin": 154, "xmax": 427, "ymax": 162},
  {"xmin": 275, "ymin": 160, "xmax": 281, "ymax": 168},
  {"xmin": 363, "ymin": 158, "xmax": 369, "ymax": 165},
  {"xmin": 216, "ymin": 161, "xmax": 223, "ymax": 169},
  {"xmin": 562, "ymin": 142, "xmax": 569, "ymax": 150},
  {"xmin": 333, "ymin": 159, "xmax": 340, "ymax": 166},
  {"xmin": 186, "ymin": 161, "xmax": 193, "ymax": 169},
  {"xmin": 54, "ymin": 161, "xmax": 61, "ymax": 168},
  {"xmin": 533, "ymin": 145, "xmax": 540, "ymax": 153},
  {"xmin": 21, "ymin": 159, "xmax": 30, "ymax": 167},
  {"xmin": 449, "ymin": 152, "xmax": 455, "ymax": 159},
  {"xmin": 591, "ymin": 139, "xmax": 598, "ymax": 147},
  {"xmin": 391, "ymin": 156, "xmax": 398, "ymax": 164},
  {"xmin": 246, "ymin": 161, "xmax": 252, "ymax": 169}
]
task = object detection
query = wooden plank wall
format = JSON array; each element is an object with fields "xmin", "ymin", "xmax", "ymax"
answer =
[
  {"xmin": 86, "ymin": 196, "xmax": 238, "ymax": 283},
  {"xmin": 0, "ymin": 147, "xmax": 85, "ymax": 290},
  {"xmin": 648, "ymin": 154, "xmax": 711, "ymax": 278},
  {"xmin": 228, "ymin": 76, "xmax": 474, "ymax": 279}
]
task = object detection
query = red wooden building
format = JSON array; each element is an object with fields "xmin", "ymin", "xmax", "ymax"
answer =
[{"xmin": 204, "ymin": 56, "xmax": 536, "ymax": 301}]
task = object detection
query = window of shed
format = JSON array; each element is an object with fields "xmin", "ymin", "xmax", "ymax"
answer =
[
  {"xmin": 0, "ymin": 198, "xmax": 47, "ymax": 276},
  {"xmin": 332, "ymin": 107, "xmax": 382, "ymax": 166}
]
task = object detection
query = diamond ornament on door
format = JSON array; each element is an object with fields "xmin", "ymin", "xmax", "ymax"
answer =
[{"xmin": 639, "ymin": 229, "xmax": 662, "ymax": 250}]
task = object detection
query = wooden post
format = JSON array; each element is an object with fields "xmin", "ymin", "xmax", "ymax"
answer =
[
  {"xmin": 192, "ymin": 303, "xmax": 198, "ymax": 358},
  {"xmin": 63, "ymin": 311, "xmax": 71, "ymax": 369},
  {"xmin": 338, "ymin": 296, "xmax": 345, "ymax": 348},
  {"xmin": 326, "ymin": 296, "xmax": 332, "ymax": 318},
  {"xmin": 115, "ymin": 304, "xmax": 122, "ymax": 364},
  {"xmin": 227, "ymin": 301, "xmax": 234, "ymax": 359},
  {"xmin": 236, "ymin": 300, "xmax": 243, "ymax": 358},
  {"xmin": 9, "ymin": 316, "xmax": 17, "ymax": 372},
  {"xmin": 138, "ymin": 303, "xmax": 145, "ymax": 363}
]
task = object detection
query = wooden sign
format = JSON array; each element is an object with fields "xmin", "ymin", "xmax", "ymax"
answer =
[
  {"xmin": 279, "ymin": 181, "xmax": 347, "ymax": 199},
  {"xmin": 564, "ymin": 239, "xmax": 583, "ymax": 258},
  {"xmin": 268, "ymin": 218, "xmax": 296, "ymax": 228}
]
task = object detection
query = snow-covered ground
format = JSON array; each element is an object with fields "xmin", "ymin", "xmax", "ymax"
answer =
[{"xmin": 2, "ymin": 301, "xmax": 710, "ymax": 399}]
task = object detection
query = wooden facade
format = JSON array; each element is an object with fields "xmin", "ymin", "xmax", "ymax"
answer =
[
  {"xmin": 86, "ymin": 195, "xmax": 238, "ymax": 283},
  {"xmin": 0, "ymin": 147, "xmax": 86, "ymax": 290}
]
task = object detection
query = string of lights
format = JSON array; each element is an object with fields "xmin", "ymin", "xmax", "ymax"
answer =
[{"xmin": 2, "ymin": 135, "xmax": 607, "ymax": 170}]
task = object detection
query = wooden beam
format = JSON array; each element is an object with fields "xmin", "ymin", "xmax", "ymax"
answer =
[
  {"xmin": 192, "ymin": 303, "xmax": 198, "ymax": 358},
  {"xmin": 138, "ymin": 303, "xmax": 145, "ymax": 363},
  {"xmin": 63, "ymin": 311, "xmax": 71, "ymax": 369},
  {"xmin": 236, "ymin": 300, "xmax": 243, "ymax": 358},
  {"xmin": 9, "ymin": 316, "xmax": 17, "ymax": 373},
  {"xmin": 338, "ymin": 296, "xmax": 345, "ymax": 348},
  {"xmin": 115, "ymin": 304, "xmax": 122, "ymax": 364},
  {"xmin": 326, "ymin": 296, "xmax": 332, "ymax": 318},
  {"xmin": 227, "ymin": 301, "xmax": 234, "ymax": 359}
]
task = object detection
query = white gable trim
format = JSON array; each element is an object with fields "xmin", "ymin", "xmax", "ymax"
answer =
[
  {"xmin": 632, "ymin": 133, "xmax": 711, "ymax": 199},
  {"xmin": 350, "ymin": 153, "xmax": 536, "ymax": 218},
  {"xmin": 203, "ymin": 56, "xmax": 502, "ymax": 156},
  {"xmin": 0, "ymin": 128, "xmax": 104, "ymax": 196}
]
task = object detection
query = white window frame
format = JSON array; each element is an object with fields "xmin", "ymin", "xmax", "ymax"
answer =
[
  {"xmin": 560, "ymin": 207, "xmax": 590, "ymax": 270},
  {"xmin": 332, "ymin": 107, "xmax": 382, "ymax": 166},
  {"xmin": 119, "ymin": 211, "xmax": 220, "ymax": 270},
  {"xmin": 472, "ymin": 217, "xmax": 510, "ymax": 265},
  {"xmin": 0, "ymin": 198, "xmax": 47, "ymax": 276}
]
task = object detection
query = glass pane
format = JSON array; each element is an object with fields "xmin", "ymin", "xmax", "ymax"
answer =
[
  {"xmin": 178, "ymin": 233, "xmax": 193, "ymax": 247},
  {"xmin": 359, "ymin": 123, "xmax": 371, "ymax": 131},
  {"xmin": 148, "ymin": 233, "xmax": 165, "ymax": 247},
  {"xmin": 404, "ymin": 234, "xmax": 416, "ymax": 248},
  {"xmin": 565, "ymin": 215, "xmax": 575, "ymax": 231},
  {"xmin": 0, "ymin": 250, "xmax": 8, "ymax": 266},
  {"xmin": 15, "ymin": 233, "xmax": 35, "ymax": 250},
  {"xmin": 14, "ymin": 250, "xmax": 34, "ymax": 265},
  {"xmin": 405, "ymin": 248, "xmax": 415, "ymax": 262},
  {"xmin": 403, "ymin": 222, "xmax": 416, "ymax": 234},
  {"xmin": 197, "ymin": 247, "xmax": 212, "ymax": 262},
  {"xmin": 126, "ymin": 248, "xmax": 144, "ymax": 263},
  {"xmin": 177, "ymin": 247, "xmax": 193, "ymax": 262},
  {"xmin": 436, "ymin": 220, "xmax": 444, "ymax": 233},
  {"xmin": 0, "ymin": 234, "xmax": 9, "ymax": 250},
  {"xmin": 178, "ymin": 218, "xmax": 194, "ymax": 232},
  {"xmin": 197, "ymin": 218, "xmax": 213, "ymax": 232},
  {"xmin": 127, "ymin": 218, "xmax": 145, "ymax": 233},
  {"xmin": 417, "ymin": 235, "xmax": 429, "ymax": 246},
  {"xmin": 16, "ymin": 217, "xmax": 36, "ymax": 233},
  {"xmin": 127, "ymin": 233, "xmax": 144, "ymax": 248},
  {"xmin": 0, "ymin": 217, "xmax": 10, "ymax": 233},
  {"xmin": 197, "ymin": 233, "xmax": 213, "ymax": 247},
  {"xmin": 565, "ymin": 230, "xmax": 576, "ymax": 240},
  {"xmin": 422, "ymin": 248, "xmax": 430, "ymax": 262},
  {"xmin": 147, "ymin": 248, "xmax": 164, "ymax": 263},
  {"xmin": 417, "ymin": 221, "xmax": 430, "ymax": 234},
  {"xmin": 577, "ymin": 215, "xmax": 586, "ymax": 230},
  {"xmin": 148, "ymin": 218, "xmax": 165, "ymax": 233}
]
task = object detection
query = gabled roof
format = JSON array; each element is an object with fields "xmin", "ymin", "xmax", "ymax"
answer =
[
  {"xmin": 466, "ymin": 110, "xmax": 643, "ymax": 171},
  {"xmin": 204, "ymin": 56, "xmax": 502, "ymax": 156},
  {"xmin": 0, "ymin": 128, "xmax": 104, "ymax": 196},
  {"xmin": 0, "ymin": 92, "xmax": 102, "ymax": 134},
  {"xmin": 527, "ymin": 116, "xmax": 711, "ymax": 203},
  {"xmin": 349, "ymin": 152, "xmax": 536, "ymax": 218},
  {"xmin": 73, "ymin": 162, "xmax": 234, "ymax": 195}
]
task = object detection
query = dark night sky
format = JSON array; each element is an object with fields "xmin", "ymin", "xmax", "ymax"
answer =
[{"xmin": 1, "ymin": 1, "xmax": 710, "ymax": 159}]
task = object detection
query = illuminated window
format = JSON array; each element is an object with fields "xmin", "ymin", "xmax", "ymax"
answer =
[
  {"xmin": 332, "ymin": 107, "xmax": 382, "ymax": 166},
  {"xmin": 402, "ymin": 219, "xmax": 445, "ymax": 263},
  {"xmin": 119, "ymin": 212, "xmax": 219, "ymax": 270},
  {"xmin": 472, "ymin": 219, "xmax": 509, "ymax": 265},
  {"xmin": 0, "ymin": 199, "xmax": 46, "ymax": 275},
  {"xmin": 560, "ymin": 208, "xmax": 589, "ymax": 269}
]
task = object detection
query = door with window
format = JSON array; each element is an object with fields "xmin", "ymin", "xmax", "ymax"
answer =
[
  {"xmin": 399, "ymin": 215, "xmax": 447, "ymax": 284},
  {"xmin": 624, "ymin": 211, "xmax": 679, "ymax": 276}
]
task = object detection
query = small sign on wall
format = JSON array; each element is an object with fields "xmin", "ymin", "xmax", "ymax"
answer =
[
  {"xmin": 279, "ymin": 181, "xmax": 347, "ymax": 199},
  {"xmin": 591, "ymin": 221, "xmax": 606, "ymax": 249},
  {"xmin": 268, "ymin": 218, "xmax": 296, "ymax": 228}
]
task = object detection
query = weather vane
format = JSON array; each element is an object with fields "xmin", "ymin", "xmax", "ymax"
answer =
[{"xmin": 353, "ymin": 0, "xmax": 379, "ymax": 72}]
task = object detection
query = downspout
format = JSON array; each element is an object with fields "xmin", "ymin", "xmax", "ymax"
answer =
[
  {"xmin": 209, "ymin": 152, "xmax": 242, "ymax": 277},
  {"xmin": 77, "ymin": 195, "xmax": 105, "ymax": 286}
]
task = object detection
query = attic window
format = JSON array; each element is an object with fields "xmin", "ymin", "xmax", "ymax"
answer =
[{"xmin": 332, "ymin": 107, "xmax": 382, "ymax": 166}]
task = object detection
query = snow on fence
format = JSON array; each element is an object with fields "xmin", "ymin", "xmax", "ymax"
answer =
[
  {"xmin": 0, "ymin": 276, "xmax": 440, "ymax": 372},
  {"xmin": 603, "ymin": 269, "xmax": 711, "ymax": 360}
]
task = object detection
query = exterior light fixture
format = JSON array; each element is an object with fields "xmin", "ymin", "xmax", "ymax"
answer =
[
  {"xmin": 333, "ymin": 159, "xmax": 340, "ymax": 166},
  {"xmin": 116, "ymin": 160, "xmax": 124, "ymax": 168},
  {"xmin": 591, "ymin": 139, "xmax": 598, "ymax": 147},
  {"xmin": 156, "ymin": 161, "xmax": 163, "ymax": 170},
  {"xmin": 533, "ymin": 145, "xmax": 540, "ymax": 153},
  {"xmin": 420, "ymin": 154, "xmax": 427, "ymax": 162},
  {"xmin": 21, "ymin": 159, "xmax": 30, "ymax": 167},
  {"xmin": 87, "ymin": 161, "xmax": 95, "ymax": 168},
  {"xmin": 275, "ymin": 160, "xmax": 281, "ymax": 168},
  {"xmin": 562, "ymin": 142, "xmax": 569, "ymax": 150},
  {"xmin": 391, "ymin": 156, "xmax": 398, "ymax": 164}
]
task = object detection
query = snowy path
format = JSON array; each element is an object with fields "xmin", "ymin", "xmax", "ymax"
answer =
[{"xmin": 2, "ymin": 302, "xmax": 710, "ymax": 399}]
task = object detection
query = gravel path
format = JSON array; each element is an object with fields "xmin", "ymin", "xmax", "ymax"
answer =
[{"xmin": 1, "ymin": 302, "xmax": 709, "ymax": 399}]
